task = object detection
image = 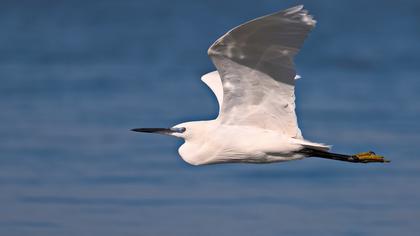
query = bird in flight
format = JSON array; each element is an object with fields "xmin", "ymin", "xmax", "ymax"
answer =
[{"xmin": 132, "ymin": 5, "xmax": 389, "ymax": 165}]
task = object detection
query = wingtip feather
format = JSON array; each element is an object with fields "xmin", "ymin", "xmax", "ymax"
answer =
[
  {"xmin": 284, "ymin": 5, "xmax": 304, "ymax": 15},
  {"xmin": 283, "ymin": 5, "xmax": 316, "ymax": 26}
]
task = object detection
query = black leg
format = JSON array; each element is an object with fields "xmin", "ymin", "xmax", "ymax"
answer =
[{"xmin": 298, "ymin": 148, "xmax": 389, "ymax": 163}]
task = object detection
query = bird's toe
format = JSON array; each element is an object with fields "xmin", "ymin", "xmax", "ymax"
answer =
[{"xmin": 353, "ymin": 151, "xmax": 390, "ymax": 163}]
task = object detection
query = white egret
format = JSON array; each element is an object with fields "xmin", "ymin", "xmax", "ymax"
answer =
[{"xmin": 132, "ymin": 5, "xmax": 389, "ymax": 165}]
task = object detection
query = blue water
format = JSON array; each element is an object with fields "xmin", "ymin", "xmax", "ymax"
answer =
[{"xmin": 1, "ymin": 0, "xmax": 419, "ymax": 235}]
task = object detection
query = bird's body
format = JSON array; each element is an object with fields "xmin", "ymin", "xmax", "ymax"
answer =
[
  {"xmin": 176, "ymin": 121, "xmax": 308, "ymax": 165},
  {"xmin": 132, "ymin": 5, "xmax": 388, "ymax": 165}
]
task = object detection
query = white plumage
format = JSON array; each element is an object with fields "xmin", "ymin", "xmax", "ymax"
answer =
[
  {"xmin": 179, "ymin": 5, "xmax": 329, "ymax": 165},
  {"xmin": 132, "ymin": 5, "xmax": 389, "ymax": 165}
]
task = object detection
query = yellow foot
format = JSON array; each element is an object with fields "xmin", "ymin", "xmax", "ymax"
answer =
[{"xmin": 353, "ymin": 151, "xmax": 390, "ymax": 163}]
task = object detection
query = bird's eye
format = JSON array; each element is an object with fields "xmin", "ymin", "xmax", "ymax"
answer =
[{"xmin": 171, "ymin": 127, "xmax": 186, "ymax": 133}]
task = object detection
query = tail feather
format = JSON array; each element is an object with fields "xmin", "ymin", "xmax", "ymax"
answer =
[{"xmin": 292, "ymin": 139, "xmax": 331, "ymax": 151}]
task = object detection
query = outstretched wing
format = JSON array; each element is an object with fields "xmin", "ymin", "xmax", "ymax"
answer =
[
  {"xmin": 208, "ymin": 5, "xmax": 315, "ymax": 139},
  {"xmin": 201, "ymin": 71, "xmax": 223, "ymax": 116}
]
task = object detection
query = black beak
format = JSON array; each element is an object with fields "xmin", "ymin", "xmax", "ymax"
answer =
[
  {"xmin": 131, "ymin": 128, "xmax": 172, "ymax": 134},
  {"xmin": 130, "ymin": 127, "xmax": 185, "ymax": 135}
]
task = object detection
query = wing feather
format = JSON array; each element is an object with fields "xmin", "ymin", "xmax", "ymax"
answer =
[
  {"xmin": 201, "ymin": 71, "xmax": 224, "ymax": 116},
  {"xmin": 207, "ymin": 5, "xmax": 315, "ymax": 138}
]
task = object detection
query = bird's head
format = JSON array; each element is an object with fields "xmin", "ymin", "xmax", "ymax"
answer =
[{"xmin": 131, "ymin": 122, "xmax": 201, "ymax": 140}]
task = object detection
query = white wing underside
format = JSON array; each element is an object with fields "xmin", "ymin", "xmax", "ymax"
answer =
[
  {"xmin": 202, "ymin": 5, "xmax": 316, "ymax": 139},
  {"xmin": 201, "ymin": 71, "xmax": 224, "ymax": 115}
]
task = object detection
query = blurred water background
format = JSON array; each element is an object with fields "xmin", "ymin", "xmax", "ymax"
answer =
[{"xmin": 1, "ymin": 0, "xmax": 420, "ymax": 235}]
